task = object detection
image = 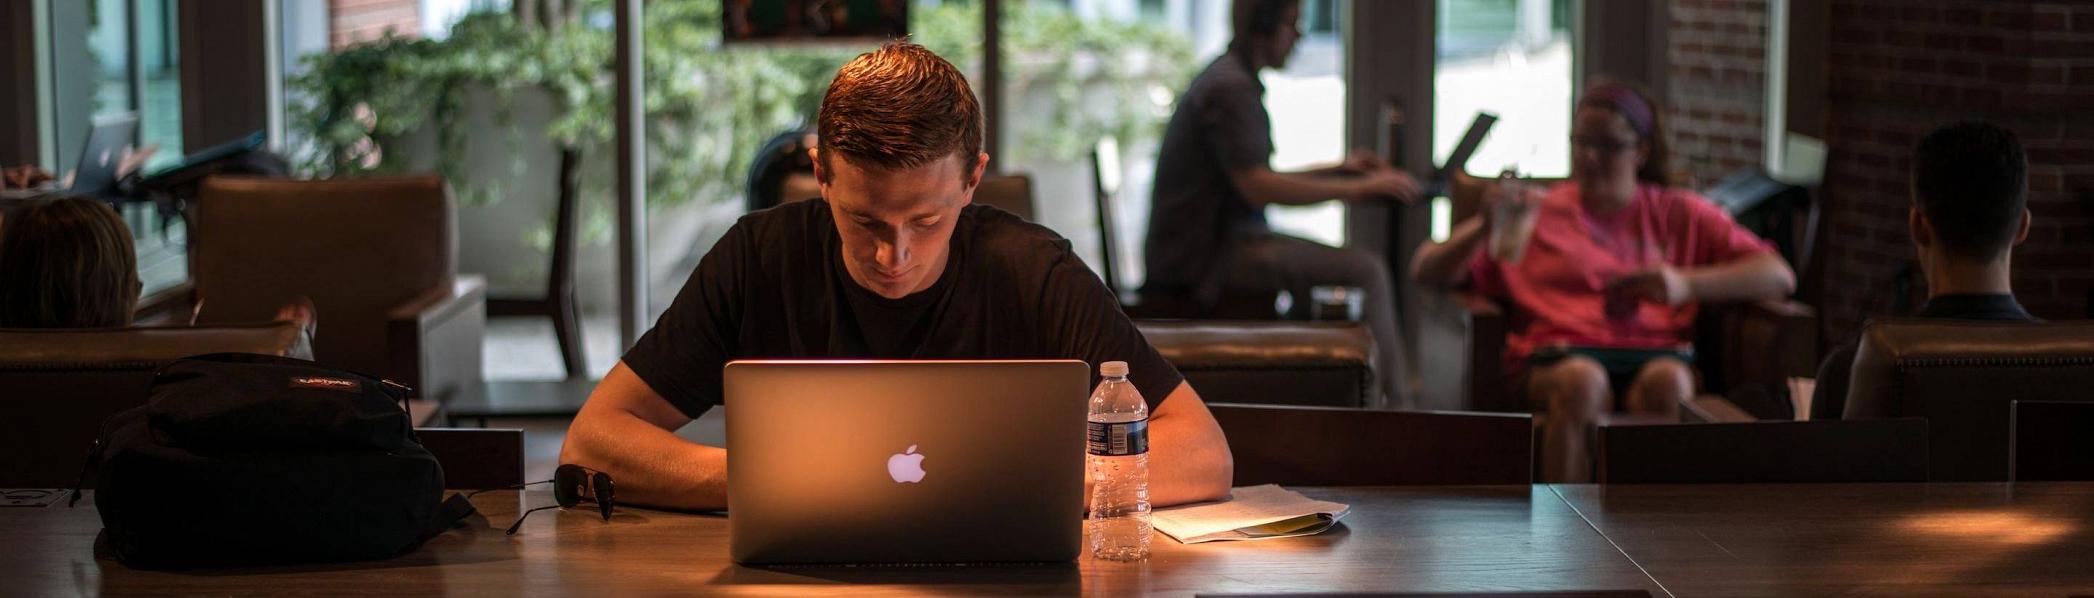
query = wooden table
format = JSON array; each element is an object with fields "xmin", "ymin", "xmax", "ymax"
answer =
[
  {"xmin": 8, "ymin": 484, "xmax": 2093, "ymax": 596},
  {"xmin": 5, "ymin": 486, "xmax": 1658, "ymax": 597},
  {"xmin": 1554, "ymin": 483, "xmax": 2094, "ymax": 597}
]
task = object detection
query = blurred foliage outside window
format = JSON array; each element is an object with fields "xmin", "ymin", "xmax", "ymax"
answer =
[{"xmin": 288, "ymin": 0, "xmax": 1193, "ymax": 210}]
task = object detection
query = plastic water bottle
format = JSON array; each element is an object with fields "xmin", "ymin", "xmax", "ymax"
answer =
[{"xmin": 1087, "ymin": 361, "xmax": 1151, "ymax": 561}]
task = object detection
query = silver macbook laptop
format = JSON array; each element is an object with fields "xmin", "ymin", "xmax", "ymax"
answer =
[
  {"xmin": 725, "ymin": 359, "xmax": 1089, "ymax": 565},
  {"xmin": 69, "ymin": 113, "xmax": 138, "ymax": 200}
]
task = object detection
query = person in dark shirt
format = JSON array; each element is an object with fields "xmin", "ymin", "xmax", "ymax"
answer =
[
  {"xmin": 1811, "ymin": 122, "xmax": 2039, "ymax": 419},
  {"xmin": 1145, "ymin": 0, "xmax": 1421, "ymax": 407},
  {"xmin": 560, "ymin": 42, "xmax": 1234, "ymax": 512}
]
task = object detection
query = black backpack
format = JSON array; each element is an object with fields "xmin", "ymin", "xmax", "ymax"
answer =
[{"xmin": 80, "ymin": 353, "xmax": 474, "ymax": 569}]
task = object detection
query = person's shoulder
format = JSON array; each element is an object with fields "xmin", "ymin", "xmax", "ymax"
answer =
[
  {"xmin": 962, "ymin": 204, "xmax": 1077, "ymax": 276},
  {"xmin": 1644, "ymin": 183, "xmax": 1730, "ymax": 220},
  {"xmin": 732, "ymin": 196, "xmax": 831, "ymax": 241},
  {"xmin": 702, "ymin": 198, "xmax": 830, "ymax": 273},
  {"xmin": 1656, "ymin": 183, "xmax": 1714, "ymax": 205},
  {"xmin": 965, "ymin": 203, "xmax": 1070, "ymax": 254},
  {"xmin": 1638, "ymin": 183, "xmax": 1715, "ymax": 210},
  {"xmin": 1189, "ymin": 54, "xmax": 1259, "ymax": 97}
]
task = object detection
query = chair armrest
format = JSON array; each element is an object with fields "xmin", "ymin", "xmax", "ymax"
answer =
[
  {"xmin": 1454, "ymin": 291, "xmax": 1514, "ymax": 412},
  {"xmin": 1684, "ymin": 394, "xmax": 1760, "ymax": 423},
  {"xmin": 1733, "ymin": 296, "xmax": 1817, "ymax": 319},
  {"xmin": 130, "ymin": 282, "xmax": 198, "ymax": 326},
  {"xmin": 386, "ymin": 276, "xmax": 487, "ymax": 403},
  {"xmin": 387, "ymin": 276, "xmax": 486, "ymax": 326},
  {"xmin": 1138, "ymin": 321, "xmax": 1373, "ymax": 407},
  {"xmin": 1710, "ymin": 299, "xmax": 1819, "ymax": 391}
]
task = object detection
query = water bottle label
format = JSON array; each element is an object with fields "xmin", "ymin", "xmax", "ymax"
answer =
[{"xmin": 1086, "ymin": 419, "xmax": 1148, "ymax": 456}]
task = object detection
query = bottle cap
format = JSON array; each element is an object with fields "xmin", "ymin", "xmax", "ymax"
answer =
[{"xmin": 1099, "ymin": 361, "xmax": 1129, "ymax": 377}]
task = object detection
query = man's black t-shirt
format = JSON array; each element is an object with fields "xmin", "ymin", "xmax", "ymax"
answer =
[{"xmin": 623, "ymin": 197, "xmax": 1184, "ymax": 419}]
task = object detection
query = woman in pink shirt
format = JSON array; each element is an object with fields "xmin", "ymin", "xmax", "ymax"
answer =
[{"xmin": 1413, "ymin": 83, "xmax": 1795, "ymax": 482}]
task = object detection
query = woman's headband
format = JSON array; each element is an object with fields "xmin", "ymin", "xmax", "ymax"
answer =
[{"xmin": 1582, "ymin": 85, "xmax": 1655, "ymax": 139}]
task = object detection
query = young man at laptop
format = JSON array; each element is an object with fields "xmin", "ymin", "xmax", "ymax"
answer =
[
  {"xmin": 560, "ymin": 42, "xmax": 1234, "ymax": 511},
  {"xmin": 1809, "ymin": 121, "xmax": 2041, "ymax": 418}
]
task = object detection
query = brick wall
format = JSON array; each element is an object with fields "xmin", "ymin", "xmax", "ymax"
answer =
[
  {"xmin": 1667, "ymin": 0, "xmax": 1768, "ymax": 188},
  {"xmin": 1817, "ymin": 0, "xmax": 2094, "ymax": 337},
  {"xmin": 332, "ymin": 0, "xmax": 421, "ymax": 49}
]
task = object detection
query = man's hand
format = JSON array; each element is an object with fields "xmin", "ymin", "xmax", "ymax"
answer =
[
  {"xmin": 1352, "ymin": 166, "xmax": 1421, "ymax": 204},
  {"xmin": 1340, "ymin": 148, "xmax": 1386, "ymax": 174},
  {"xmin": 1607, "ymin": 264, "xmax": 1693, "ymax": 307},
  {"xmin": 1475, "ymin": 177, "xmax": 1545, "ymax": 228}
]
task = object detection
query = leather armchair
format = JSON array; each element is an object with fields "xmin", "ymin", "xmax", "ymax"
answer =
[
  {"xmin": 972, "ymin": 174, "xmax": 1034, "ymax": 221},
  {"xmin": 1847, "ymin": 319, "xmax": 2094, "ymax": 481},
  {"xmin": 1138, "ymin": 321, "xmax": 1373, "ymax": 408},
  {"xmin": 0, "ymin": 322, "xmax": 307, "ymax": 488},
  {"xmin": 193, "ymin": 175, "xmax": 485, "ymax": 403},
  {"xmin": 1460, "ymin": 295, "xmax": 1818, "ymax": 414}
]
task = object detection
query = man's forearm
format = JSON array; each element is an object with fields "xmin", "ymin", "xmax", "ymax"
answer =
[
  {"xmin": 1145, "ymin": 409, "xmax": 1234, "ymax": 506},
  {"xmin": 561, "ymin": 404, "xmax": 729, "ymax": 511},
  {"xmin": 1136, "ymin": 382, "xmax": 1235, "ymax": 507},
  {"xmin": 1686, "ymin": 251, "xmax": 1796, "ymax": 303},
  {"xmin": 1239, "ymin": 169, "xmax": 1361, "ymax": 207}
]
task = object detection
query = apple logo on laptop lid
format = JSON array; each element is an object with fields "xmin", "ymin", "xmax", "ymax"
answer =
[{"xmin": 887, "ymin": 445, "xmax": 927, "ymax": 483}]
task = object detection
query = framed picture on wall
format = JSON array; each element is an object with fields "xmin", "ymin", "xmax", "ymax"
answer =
[{"xmin": 724, "ymin": 0, "xmax": 908, "ymax": 44}]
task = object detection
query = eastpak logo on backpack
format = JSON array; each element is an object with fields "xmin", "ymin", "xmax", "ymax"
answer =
[{"xmin": 290, "ymin": 376, "xmax": 360, "ymax": 391}]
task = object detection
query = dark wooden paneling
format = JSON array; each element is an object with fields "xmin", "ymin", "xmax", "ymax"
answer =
[
  {"xmin": 2011, "ymin": 400, "xmax": 2094, "ymax": 482},
  {"xmin": 1578, "ymin": 0, "xmax": 1668, "ymax": 104},
  {"xmin": 177, "ymin": 0, "xmax": 268, "ymax": 154},
  {"xmin": 1211, "ymin": 403, "xmax": 1532, "ymax": 486},
  {"xmin": 1907, "ymin": 363, "xmax": 2094, "ymax": 482},
  {"xmin": 1784, "ymin": 0, "xmax": 1829, "ymax": 141},
  {"xmin": 415, "ymin": 427, "xmax": 525, "ymax": 489},
  {"xmin": 1, "ymin": 0, "xmax": 39, "ymax": 167},
  {"xmin": 1596, "ymin": 418, "xmax": 1929, "ymax": 484}
]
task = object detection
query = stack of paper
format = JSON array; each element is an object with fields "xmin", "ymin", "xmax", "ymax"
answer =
[{"xmin": 1151, "ymin": 484, "xmax": 1351, "ymax": 544}]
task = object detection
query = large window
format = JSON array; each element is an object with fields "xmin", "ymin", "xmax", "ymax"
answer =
[
  {"xmin": 995, "ymin": 0, "xmax": 1349, "ymax": 291},
  {"xmin": 276, "ymin": 0, "xmax": 941, "ymax": 380},
  {"xmin": 1432, "ymin": 0, "xmax": 1575, "ymax": 179},
  {"xmin": 50, "ymin": 0, "xmax": 183, "ymax": 172},
  {"xmin": 41, "ymin": 0, "xmax": 186, "ymax": 297}
]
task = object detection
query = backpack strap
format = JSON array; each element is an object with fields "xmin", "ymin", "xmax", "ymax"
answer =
[{"xmin": 423, "ymin": 493, "xmax": 479, "ymax": 539}]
